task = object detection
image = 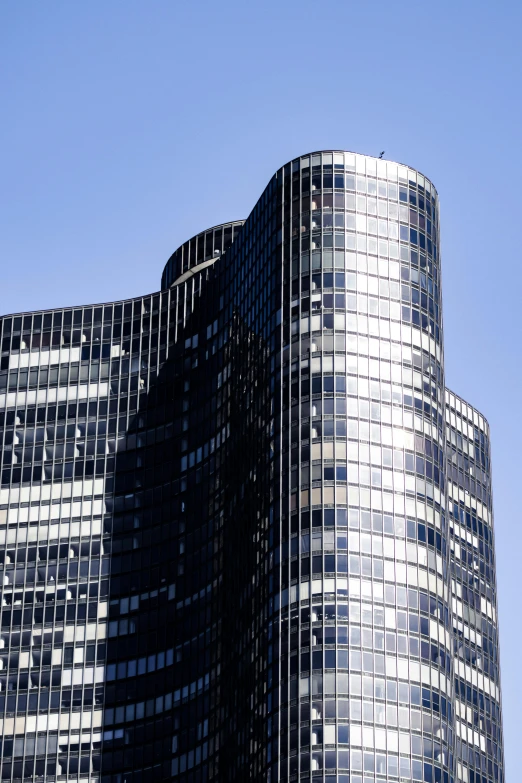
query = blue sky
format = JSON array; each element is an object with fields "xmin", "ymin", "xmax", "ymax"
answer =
[{"xmin": 1, "ymin": 1, "xmax": 521, "ymax": 773}]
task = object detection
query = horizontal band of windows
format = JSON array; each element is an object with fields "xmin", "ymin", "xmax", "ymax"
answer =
[
  {"xmin": 0, "ymin": 478, "xmax": 105, "ymax": 506},
  {"xmin": 275, "ymin": 572, "xmax": 446, "ymax": 609},
  {"xmin": 292, "ymin": 484, "xmax": 444, "ymax": 514},
  {"xmin": 1, "ymin": 500, "xmax": 105, "ymax": 526},
  {"xmin": 0, "ymin": 383, "xmax": 109, "ymax": 410},
  {"xmin": 104, "ymin": 673, "xmax": 211, "ymax": 727},
  {"xmin": 0, "ymin": 519, "xmax": 103, "ymax": 547},
  {"xmin": 1, "ymin": 708, "xmax": 103, "ymax": 737}
]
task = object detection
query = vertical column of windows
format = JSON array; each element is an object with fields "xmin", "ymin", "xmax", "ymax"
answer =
[{"xmin": 446, "ymin": 391, "xmax": 504, "ymax": 783}]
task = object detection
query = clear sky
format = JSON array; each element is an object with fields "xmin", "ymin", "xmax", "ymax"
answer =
[{"xmin": 1, "ymin": 0, "xmax": 521, "ymax": 773}]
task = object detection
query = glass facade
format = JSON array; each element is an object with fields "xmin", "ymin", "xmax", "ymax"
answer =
[
  {"xmin": 0, "ymin": 151, "xmax": 504, "ymax": 783},
  {"xmin": 445, "ymin": 391, "xmax": 503, "ymax": 783}
]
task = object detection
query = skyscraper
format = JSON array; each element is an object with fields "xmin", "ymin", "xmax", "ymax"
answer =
[{"xmin": 0, "ymin": 151, "xmax": 504, "ymax": 783}]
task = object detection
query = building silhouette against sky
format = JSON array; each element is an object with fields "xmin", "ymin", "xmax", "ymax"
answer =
[{"xmin": 0, "ymin": 151, "xmax": 504, "ymax": 783}]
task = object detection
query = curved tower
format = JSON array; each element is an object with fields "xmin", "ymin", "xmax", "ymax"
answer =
[
  {"xmin": 270, "ymin": 151, "xmax": 451, "ymax": 783},
  {"xmin": 0, "ymin": 151, "xmax": 504, "ymax": 783}
]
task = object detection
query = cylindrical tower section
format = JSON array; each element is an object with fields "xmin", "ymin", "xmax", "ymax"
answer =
[
  {"xmin": 161, "ymin": 221, "xmax": 245, "ymax": 290},
  {"xmin": 276, "ymin": 151, "xmax": 452, "ymax": 783}
]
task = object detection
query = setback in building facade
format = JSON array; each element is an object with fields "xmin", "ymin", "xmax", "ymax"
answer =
[{"xmin": 0, "ymin": 151, "xmax": 504, "ymax": 783}]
